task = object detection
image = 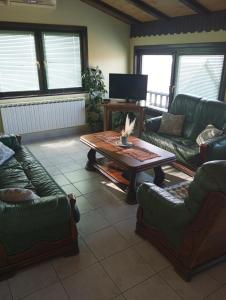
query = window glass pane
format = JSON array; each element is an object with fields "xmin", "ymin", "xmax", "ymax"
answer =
[
  {"xmin": 43, "ymin": 32, "xmax": 82, "ymax": 89},
  {"xmin": 175, "ymin": 55, "xmax": 224, "ymax": 99},
  {"xmin": 0, "ymin": 31, "xmax": 39, "ymax": 92},
  {"xmin": 142, "ymin": 55, "xmax": 172, "ymax": 109}
]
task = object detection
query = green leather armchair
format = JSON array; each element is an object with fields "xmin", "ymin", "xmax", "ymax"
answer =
[{"xmin": 136, "ymin": 160, "xmax": 226, "ymax": 280}]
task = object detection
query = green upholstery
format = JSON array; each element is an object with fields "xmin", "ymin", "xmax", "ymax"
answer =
[
  {"xmin": 0, "ymin": 135, "xmax": 79, "ymax": 256},
  {"xmin": 137, "ymin": 160, "xmax": 226, "ymax": 249},
  {"xmin": 142, "ymin": 131, "xmax": 200, "ymax": 168},
  {"xmin": 143, "ymin": 94, "xmax": 226, "ymax": 168}
]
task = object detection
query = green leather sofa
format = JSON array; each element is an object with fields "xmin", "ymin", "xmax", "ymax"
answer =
[
  {"xmin": 143, "ymin": 94, "xmax": 226, "ymax": 169},
  {"xmin": 136, "ymin": 160, "xmax": 226, "ymax": 280},
  {"xmin": 0, "ymin": 135, "xmax": 79, "ymax": 277}
]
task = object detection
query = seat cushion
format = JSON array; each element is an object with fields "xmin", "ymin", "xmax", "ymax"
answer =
[
  {"xmin": 15, "ymin": 147, "xmax": 64, "ymax": 197},
  {"xmin": 0, "ymin": 156, "xmax": 33, "ymax": 190},
  {"xmin": 169, "ymin": 94, "xmax": 203, "ymax": 140},
  {"xmin": 142, "ymin": 131, "xmax": 200, "ymax": 168}
]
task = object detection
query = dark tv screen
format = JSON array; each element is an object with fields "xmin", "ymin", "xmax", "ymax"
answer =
[{"xmin": 109, "ymin": 74, "xmax": 148, "ymax": 101}]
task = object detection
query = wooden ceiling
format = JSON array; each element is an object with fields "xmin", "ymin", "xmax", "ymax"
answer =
[{"xmin": 80, "ymin": 0, "xmax": 226, "ymax": 24}]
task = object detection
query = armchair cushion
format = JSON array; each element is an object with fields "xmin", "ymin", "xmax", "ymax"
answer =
[
  {"xmin": 202, "ymin": 135, "xmax": 226, "ymax": 161},
  {"xmin": 137, "ymin": 182, "xmax": 193, "ymax": 248},
  {"xmin": 186, "ymin": 160, "xmax": 226, "ymax": 214}
]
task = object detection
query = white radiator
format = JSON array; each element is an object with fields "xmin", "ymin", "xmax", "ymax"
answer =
[{"xmin": 1, "ymin": 99, "xmax": 85, "ymax": 134}]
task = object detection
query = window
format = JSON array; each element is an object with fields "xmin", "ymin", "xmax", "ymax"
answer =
[
  {"xmin": 0, "ymin": 23, "xmax": 87, "ymax": 98},
  {"xmin": 0, "ymin": 31, "xmax": 39, "ymax": 92},
  {"xmin": 135, "ymin": 43, "xmax": 226, "ymax": 109},
  {"xmin": 175, "ymin": 55, "xmax": 224, "ymax": 99},
  {"xmin": 42, "ymin": 33, "xmax": 82, "ymax": 89}
]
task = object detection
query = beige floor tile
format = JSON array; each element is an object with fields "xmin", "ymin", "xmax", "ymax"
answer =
[
  {"xmin": 97, "ymin": 203, "xmax": 137, "ymax": 225},
  {"xmin": 207, "ymin": 261, "xmax": 226, "ymax": 284},
  {"xmin": 78, "ymin": 210, "xmax": 110, "ymax": 235},
  {"xmin": 8, "ymin": 262, "xmax": 58, "ymax": 300},
  {"xmin": 52, "ymin": 174, "xmax": 70, "ymax": 186},
  {"xmin": 113, "ymin": 296, "xmax": 125, "ymax": 300},
  {"xmin": 64, "ymin": 169, "xmax": 99, "ymax": 183},
  {"xmin": 37, "ymin": 158, "xmax": 54, "ymax": 167},
  {"xmin": 76, "ymin": 195, "xmax": 93, "ymax": 214},
  {"xmin": 123, "ymin": 274, "xmax": 181, "ymax": 300},
  {"xmin": 0, "ymin": 281, "xmax": 12, "ymax": 300},
  {"xmin": 84, "ymin": 188, "xmax": 125, "ymax": 209},
  {"xmin": 159, "ymin": 266, "xmax": 220, "ymax": 300},
  {"xmin": 134, "ymin": 240, "xmax": 170, "ymax": 272},
  {"xmin": 84, "ymin": 226, "xmax": 129, "ymax": 260},
  {"xmin": 22, "ymin": 283, "xmax": 68, "ymax": 300},
  {"xmin": 56, "ymin": 162, "xmax": 82, "ymax": 173},
  {"xmin": 52, "ymin": 238, "xmax": 97, "ymax": 279},
  {"xmin": 73, "ymin": 177, "xmax": 106, "ymax": 194},
  {"xmin": 62, "ymin": 263, "xmax": 120, "ymax": 300},
  {"xmin": 101, "ymin": 247, "xmax": 155, "ymax": 292},
  {"xmin": 61, "ymin": 184, "xmax": 81, "ymax": 197},
  {"xmin": 43, "ymin": 166, "xmax": 62, "ymax": 176},
  {"xmin": 114, "ymin": 217, "xmax": 143, "ymax": 246},
  {"xmin": 206, "ymin": 285, "xmax": 226, "ymax": 300}
]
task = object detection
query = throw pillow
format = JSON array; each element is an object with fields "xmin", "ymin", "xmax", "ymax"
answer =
[
  {"xmin": 158, "ymin": 112, "xmax": 185, "ymax": 136},
  {"xmin": 196, "ymin": 124, "xmax": 223, "ymax": 146},
  {"xmin": 0, "ymin": 142, "xmax": 15, "ymax": 165},
  {"xmin": 0, "ymin": 188, "xmax": 39, "ymax": 204}
]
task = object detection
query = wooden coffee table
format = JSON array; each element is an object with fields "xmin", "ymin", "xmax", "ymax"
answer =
[{"xmin": 80, "ymin": 131, "xmax": 176, "ymax": 204}]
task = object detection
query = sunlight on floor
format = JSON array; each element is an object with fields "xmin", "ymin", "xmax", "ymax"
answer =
[{"xmin": 41, "ymin": 140, "xmax": 77, "ymax": 148}]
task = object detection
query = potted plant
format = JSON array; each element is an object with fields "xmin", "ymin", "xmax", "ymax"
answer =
[{"xmin": 82, "ymin": 66, "xmax": 107, "ymax": 132}]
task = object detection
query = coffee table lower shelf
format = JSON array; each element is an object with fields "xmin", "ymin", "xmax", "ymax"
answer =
[{"xmin": 87, "ymin": 157, "xmax": 154, "ymax": 204}]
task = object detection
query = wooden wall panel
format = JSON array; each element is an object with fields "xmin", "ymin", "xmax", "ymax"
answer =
[
  {"xmin": 142, "ymin": 0, "xmax": 196, "ymax": 17},
  {"xmin": 102, "ymin": 0, "xmax": 157, "ymax": 22},
  {"xmin": 198, "ymin": 0, "xmax": 226, "ymax": 12}
]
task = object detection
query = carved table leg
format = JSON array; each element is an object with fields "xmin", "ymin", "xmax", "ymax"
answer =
[
  {"xmin": 85, "ymin": 149, "xmax": 96, "ymax": 171},
  {"xmin": 154, "ymin": 166, "xmax": 165, "ymax": 186},
  {"xmin": 126, "ymin": 170, "xmax": 137, "ymax": 204}
]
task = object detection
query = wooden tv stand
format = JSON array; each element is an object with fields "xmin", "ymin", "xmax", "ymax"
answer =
[{"xmin": 103, "ymin": 101, "xmax": 147, "ymax": 137}]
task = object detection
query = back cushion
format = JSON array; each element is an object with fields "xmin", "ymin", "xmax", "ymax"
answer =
[
  {"xmin": 169, "ymin": 94, "xmax": 202, "ymax": 140},
  {"xmin": 186, "ymin": 160, "xmax": 226, "ymax": 214},
  {"xmin": 198, "ymin": 100, "xmax": 226, "ymax": 132}
]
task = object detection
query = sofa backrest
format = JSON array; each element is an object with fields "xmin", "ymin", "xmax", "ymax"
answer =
[
  {"xmin": 186, "ymin": 160, "xmax": 226, "ymax": 215},
  {"xmin": 169, "ymin": 94, "xmax": 202, "ymax": 140},
  {"xmin": 197, "ymin": 100, "xmax": 226, "ymax": 133}
]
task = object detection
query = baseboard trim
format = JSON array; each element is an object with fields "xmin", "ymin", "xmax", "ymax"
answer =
[{"xmin": 22, "ymin": 125, "xmax": 89, "ymax": 143}]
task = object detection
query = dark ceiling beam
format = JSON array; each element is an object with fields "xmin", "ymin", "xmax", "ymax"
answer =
[
  {"xmin": 80, "ymin": 0, "xmax": 139, "ymax": 24},
  {"xmin": 127, "ymin": 0, "xmax": 170, "ymax": 20},
  {"xmin": 179, "ymin": 0, "xmax": 211, "ymax": 14}
]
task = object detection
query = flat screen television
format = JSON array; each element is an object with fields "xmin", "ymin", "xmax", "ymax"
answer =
[{"xmin": 109, "ymin": 73, "xmax": 148, "ymax": 102}]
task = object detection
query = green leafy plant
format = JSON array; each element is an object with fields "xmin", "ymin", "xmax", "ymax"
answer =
[{"xmin": 82, "ymin": 67, "xmax": 107, "ymax": 132}]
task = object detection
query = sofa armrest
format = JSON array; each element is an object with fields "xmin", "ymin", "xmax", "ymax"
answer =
[
  {"xmin": 137, "ymin": 182, "xmax": 192, "ymax": 227},
  {"xmin": 0, "ymin": 134, "xmax": 21, "ymax": 150},
  {"xmin": 145, "ymin": 116, "xmax": 162, "ymax": 132},
  {"xmin": 200, "ymin": 135, "xmax": 226, "ymax": 162}
]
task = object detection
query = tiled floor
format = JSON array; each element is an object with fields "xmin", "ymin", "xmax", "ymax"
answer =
[{"xmin": 2, "ymin": 135, "xmax": 226, "ymax": 300}]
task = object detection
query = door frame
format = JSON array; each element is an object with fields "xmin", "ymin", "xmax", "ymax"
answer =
[{"xmin": 134, "ymin": 42, "xmax": 226, "ymax": 106}]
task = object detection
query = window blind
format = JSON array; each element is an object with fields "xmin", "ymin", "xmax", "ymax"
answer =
[
  {"xmin": 0, "ymin": 31, "xmax": 39, "ymax": 92},
  {"xmin": 175, "ymin": 55, "xmax": 224, "ymax": 99},
  {"xmin": 42, "ymin": 33, "xmax": 82, "ymax": 89}
]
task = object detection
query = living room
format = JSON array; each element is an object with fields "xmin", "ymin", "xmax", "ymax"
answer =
[{"xmin": 0, "ymin": 0, "xmax": 226, "ymax": 299}]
